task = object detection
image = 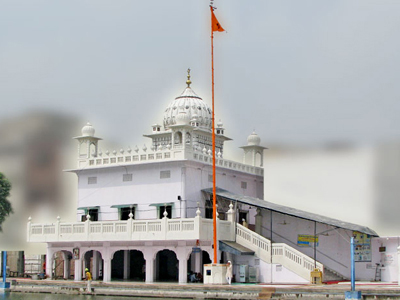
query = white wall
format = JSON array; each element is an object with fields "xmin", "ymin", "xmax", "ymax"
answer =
[
  {"xmin": 371, "ymin": 237, "xmax": 399, "ymax": 283},
  {"xmin": 76, "ymin": 162, "xmax": 184, "ymax": 221}
]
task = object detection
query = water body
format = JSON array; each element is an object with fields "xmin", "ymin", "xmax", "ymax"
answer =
[{"xmin": 1, "ymin": 293, "xmax": 179, "ymax": 300}]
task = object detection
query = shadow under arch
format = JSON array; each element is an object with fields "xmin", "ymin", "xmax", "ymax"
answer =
[
  {"xmin": 82, "ymin": 250, "xmax": 103, "ymax": 280},
  {"xmin": 111, "ymin": 249, "xmax": 145, "ymax": 281},
  {"xmin": 155, "ymin": 249, "xmax": 178, "ymax": 282}
]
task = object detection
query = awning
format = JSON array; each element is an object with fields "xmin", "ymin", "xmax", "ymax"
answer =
[
  {"xmin": 219, "ymin": 241, "xmax": 255, "ymax": 256},
  {"xmin": 149, "ymin": 202, "xmax": 174, "ymax": 207},
  {"xmin": 110, "ymin": 204, "xmax": 137, "ymax": 209},
  {"xmin": 202, "ymin": 187, "xmax": 378, "ymax": 236},
  {"xmin": 77, "ymin": 206, "xmax": 100, "ymax": 211}
]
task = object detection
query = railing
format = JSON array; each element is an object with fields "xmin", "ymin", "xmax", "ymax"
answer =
[
  {"xmin": 79, "ymin": 148, "xmax": 263, "ymax": 176},
  {"xmin": 235, "ymin": 224, "xmax": 323, "ymax": 281},
  {"xmin": 272, "ymin": 243, "xmax": 323, "ymax": 280},
  {"xmin": 27, "ymin": 216, "xmax": 235, "ymax": 243}
]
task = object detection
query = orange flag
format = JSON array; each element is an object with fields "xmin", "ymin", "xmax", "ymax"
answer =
[{"xmin": 211, "ymin": 7, "xmax": 225, "ymax": 32}]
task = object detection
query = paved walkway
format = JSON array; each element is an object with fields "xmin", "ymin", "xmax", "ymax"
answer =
[{"xmin": 6, "ymin": 278, "xmax": 400, "ymax": 299}]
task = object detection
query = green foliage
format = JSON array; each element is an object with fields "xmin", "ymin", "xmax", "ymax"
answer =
[{"xmin": 0, "ymin": 172, "xmax": 13, "ymax": 231}]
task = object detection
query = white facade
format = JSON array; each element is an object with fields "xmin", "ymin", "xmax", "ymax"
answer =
[{"xmin": 27, "ymin": 73, "xmax": 384, "ymax": 284}]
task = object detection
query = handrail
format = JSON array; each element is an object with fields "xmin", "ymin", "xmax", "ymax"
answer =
[
  {"xmin": 235, "ymin": 224, "xmax": 323, "ymax": 281},
  {"xmin": 27, "ymin": 216, "xmax": 235, "ymax": 243}
]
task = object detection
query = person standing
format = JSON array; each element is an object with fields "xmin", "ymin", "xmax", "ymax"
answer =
[
  {"xmin": 85, "ymin": 268, "xmax": 92, "ymax": 293},
  {"xmin": 226, "ymin": 261, "xmax": 232, "ymax": 285}
]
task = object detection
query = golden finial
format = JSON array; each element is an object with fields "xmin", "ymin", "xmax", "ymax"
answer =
[{"xmin": 186, "ymin": 68, "xmax": 192, "ymax": 87}]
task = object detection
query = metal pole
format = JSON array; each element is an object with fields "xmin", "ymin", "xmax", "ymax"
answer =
[
  {"xmin": 210, "ymin": 5, "xmax": 217, "ymax": 264},
  {"xmin": 351, "ymin": 237, "xmax": 355, "ymax": 291},
  {"xmin": 314, "ymin": 221, "xmax": 317, "ymax": 269},
  {"xmin": 2, "ymin": 251, "xmax": 6, "ymax": 284}
]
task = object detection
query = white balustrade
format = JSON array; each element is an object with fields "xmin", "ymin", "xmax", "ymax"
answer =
[
  {"xmin": 27, "ymin": 216, "xmax": 235, "ymax": 243},
  {"xmin": 235, "ymin": 224, "xmax": 323, "ymax": 281},
  {"xmin": 79, "ymin": 148, "xmax": 263, "ymax": 176}
]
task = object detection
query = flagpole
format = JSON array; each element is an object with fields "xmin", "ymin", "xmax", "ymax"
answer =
[{"xmin": 210, "ymin": 5, "xmax": 218, "ymax": 264}]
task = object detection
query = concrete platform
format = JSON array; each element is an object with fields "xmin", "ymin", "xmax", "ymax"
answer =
[{"xmin": 6, "ymin": 278, "xmax": 400, "ymax": 299}]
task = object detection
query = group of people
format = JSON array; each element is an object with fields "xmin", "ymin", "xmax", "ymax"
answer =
[{"xmin": 188, "ymin": 271, "xmax": 203, "ymax": 283}]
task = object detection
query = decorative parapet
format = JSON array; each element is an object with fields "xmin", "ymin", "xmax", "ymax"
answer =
[
  {"xmin": 77, "ymin": 148, "xmax": 263, "ymax": 176},
  {"xmin": 27, "ymin": 215, "xmax": 234, "ymax": 244}
]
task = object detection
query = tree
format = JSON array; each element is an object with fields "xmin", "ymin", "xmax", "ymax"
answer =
[{"xmin": 0, "ymin": 172, "xmax": 12, "ymax": 231}]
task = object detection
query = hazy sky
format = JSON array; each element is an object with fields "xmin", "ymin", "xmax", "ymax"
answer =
[{"xmin": 1, "ymin": 0, "xmax": 400, "ymax": 155}]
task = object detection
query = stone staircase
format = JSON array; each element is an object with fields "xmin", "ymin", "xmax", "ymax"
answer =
[{"xmin": 323, "ymin": 266, "xmax": 348, "ymax": 282}]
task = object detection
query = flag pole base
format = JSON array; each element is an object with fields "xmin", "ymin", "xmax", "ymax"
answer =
[{"xmin": 204, "ymin": 264, "xmax": 229, "ymax": 285}]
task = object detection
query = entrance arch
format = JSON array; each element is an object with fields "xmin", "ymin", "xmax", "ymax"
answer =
[
  {"xmin": 155, "ymin": 249, "xmax": 178, "ymax": 282},
  {"xmin": 111, "ymin": 250, "xmax": 145, "ymax": 281},
  {"xmin": 83, "ymin": 250, "xmax": 103, "ymax": 280},
  {"xmin": 52, "ymin": 250, "xmax": 73, "ymax": 280}
]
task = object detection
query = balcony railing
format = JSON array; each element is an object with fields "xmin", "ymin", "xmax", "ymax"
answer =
[
  {"xmin": 78, "ymin": 148, "xmax": 263, "ymax": 176},
  {"xmin": 27, "ymin": 216, "xmax": 234, "ymax": 243}
]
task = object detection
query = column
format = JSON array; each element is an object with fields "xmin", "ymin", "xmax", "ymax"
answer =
[
  {"xmin": 74, "ymin": 258, "xmax": 82, "ymax": 281},
  {"xmin": 145, "ymin": 258, "xmax": 154, "ymax": 283},
  {"xmin": 123, "ymin": 250, "xmax": 130, "ymax": 280},
  {"xmin": 255, "ymin": 208, "xmax": 262, "ymax": 235},
  {"xmin": 92, "ymin": 251, "xmax": 99, "ymax": 280},
  {"xmin": 62, "ymin": 252, "xmax": 70, "ymax": 279},
  {"xmin": 143, "ymin": 248, "xmax": 154, "ymax": 283},
  {"xmin": 176, "ymin": 246, "xmax": 188, "ymax": 283},
  {"xmin": 103, "ymin": 257, "xmax": 111, "ymax": 282},
  {"xmin": 46, "ymin": 248, "xmax": 53, "ymax": 279},
  {"xmin": 194, "ymin": 251, "xmax": 201, "ymax": 273}
]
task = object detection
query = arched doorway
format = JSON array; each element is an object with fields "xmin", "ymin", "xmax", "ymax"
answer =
[
  {"xmin": 111, "ymin": 250, "xmax": 145, "ymax": 281},
  {"xmin": 187, "ymin": 249, "xmax": 211, "ymax": 283},
  {"xmin": 155, "ymin": 249, "xmax": 178, "ymax": 282},
  {"xmin": 52, "ymin": 250, "xmax": 73, "ymax": 280},
  {"xmin": 83, "ymin": 250, "xmax": 103, "ymax": 280}
]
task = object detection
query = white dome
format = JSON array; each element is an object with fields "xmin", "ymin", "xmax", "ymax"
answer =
[
  {"xmin": 247, "ymin": 131, "xmax": 261, "ymax": 146},
  {"xmin": 175, "ymin": 110, "xmax": 190, "ymax": 125},
  {"xmin": 163, "ymin": 87, "xmax": 212, "ymax": 130},
  {"xmin": 82, "ymin": 122, "xmax": 95, "ymax": 137}
]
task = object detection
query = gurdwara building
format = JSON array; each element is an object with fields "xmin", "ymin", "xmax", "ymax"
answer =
[{"xmin": 27, "ymin": 72, "xmax": 381, "ymax": 284}]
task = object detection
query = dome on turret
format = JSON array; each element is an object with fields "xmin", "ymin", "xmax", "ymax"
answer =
[
  {"xmin": 163, "ymin": 69, "xmax": 212, "ymax": 130},
  {"xmin": 247, "ymin": 131, "xmax": 261, "ymax": 146},
  {"xmin": 82, "ymin": 122, "xmax": 95, "ymax": 137}
]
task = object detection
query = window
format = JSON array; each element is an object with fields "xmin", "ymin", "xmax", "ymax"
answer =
[
  {"xmin": 123, "ymin": 174, "xmax": 133, "ymax": 182},
  {"xmin": 205, "ymin": 199, "xmax": 213, "ymax": 219},
  {"xmin": 120, "ymin": 207, "xmax": 135, "ymax": 220},
  {"xmin": 208, "ymin": 174, "xmax": 213, "ymax": 183},
  {"xmin": 160, "ymin": 170, "xmax": 171, "ymax": 179},
  {"xmin": 82, "ymin": 209, "xmax": 99, "ymax": 221},
  {"xmin": 241, "ymin": 181, "xmax": 247, "ymax": 189},
  {"xmin": 159, "ymin": 205, "xmax": 172, "ymax": 219},
  {"xmin": 88, "ymin": 177, "xmax": 97, "ymax": 184}
]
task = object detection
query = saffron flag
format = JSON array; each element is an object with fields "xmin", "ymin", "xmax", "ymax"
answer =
[{"xmin": 211, "ymin": 8, "xmax": 225, "ymax": 32}]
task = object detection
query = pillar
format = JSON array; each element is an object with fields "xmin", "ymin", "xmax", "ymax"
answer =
[
  {"xmin": 46, "ymin": 248, "xmax": 53, "ymax": 279},
  {"xmin": 74, "ymin": 258, "xmax": 82, "ymax": 281},
  {"xmin": 145, "ymin": 258, "xmax": 154, "ymax": 283},
  {"xmin": 194, "ymin": 251, "xmax": 201, "ymax": 273},
  {"xmin": 255, "ymin": 208, "xmax": 262, "ymax": 235},
  {"xmin": 103, "ymin": 257, "xmax": 111, "ymax": 282},
  {"xmin": 92, "ymin": 251, "xmax": 100, "ymax": 280},
  {"xmin": 123, "ymin": 250, "xmax": 130, "ymax": 280},
  {"xmin": 62, "ymin": 252, "xmax": 70, "ymax": 279}
]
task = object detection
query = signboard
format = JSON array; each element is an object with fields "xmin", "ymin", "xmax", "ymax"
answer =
[
  {"xmin": 352, "ymin": 231, "xmax": 371, "ymax": 262},
  {"xmin": 73, "ymin": 248, "xmax": 80, "ymax": 260},
  {"xmin": 297, "ymin": 235, "xmax": 319, "ymax": 247},
  {"xmin": 192, "ymin": 247, "xmax": 201, "ymax": 253}
]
